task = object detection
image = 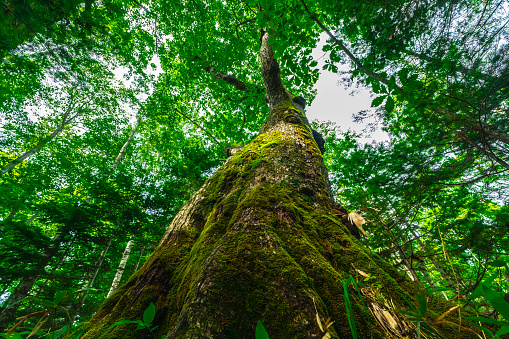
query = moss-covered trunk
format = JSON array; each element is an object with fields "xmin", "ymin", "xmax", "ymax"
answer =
[{"xmin": 80, "ymin": 31, "xmax": 480, "ymax": 339}]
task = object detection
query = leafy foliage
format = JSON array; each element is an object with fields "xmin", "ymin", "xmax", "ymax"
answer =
[{"xmin": 0, "ymin": 0, "xmax": 507, "ymax": 337}]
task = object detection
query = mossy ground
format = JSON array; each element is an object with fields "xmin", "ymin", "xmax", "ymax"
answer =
[{"xmin": 81, "ymin": 98, "xmax": 482, "ymax": 339}]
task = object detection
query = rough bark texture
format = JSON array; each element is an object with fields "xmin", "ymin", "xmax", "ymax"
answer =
[
  {"xmin": 80, "ymin": 31, "xmax": 481, "ymax": 339},
  {"xmin": 81, "ymin": 96, "xmax": 480, "ymax": 339}
]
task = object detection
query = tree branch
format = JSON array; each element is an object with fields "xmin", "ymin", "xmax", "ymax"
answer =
[
  {"xmin": 112, "ymin": 113, "xmax": 142, "ymax": 170},
  {"xmin": 196, "ymin": 56, "xmax": 264, "ymax": 95},
  {"xmin": 461, "ymin": 136, "xmax": 509, "ymax": 170},
  {"xmin": 436, "ymin": 107, "xmax": 509, "ymax": 145},
  {"xmin": 259, "ymin": 29, "xmax": 286, "ymax": 111},
  {"xmin": 175, "ymin": 109, "xmax": 222, "ymax": 146},
  {"xmin": 1, "ymin": 101, "xmax": 81, "ymax": 175},
  {"xmin": 300, "ymin": 0, "xmax": 404, "ymax": 95}
]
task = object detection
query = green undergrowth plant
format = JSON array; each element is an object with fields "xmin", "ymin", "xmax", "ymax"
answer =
[
  {"xmin": 255, "ymin": 321, "xmax": 270, "ymax": 339},
  {"xmin": 394, "ymin": 284, "xmax": 497, "ymax": 339},
  {"xmin": 464, "ymin": 282, "xmax": 509, "ymax": 338},
  {"xmin": 1, "ymin": 289, "xmax": 92, "ymax": 339},
  {"xmin": 342, "ymin": 275, "xmax": 371, "ymax": 339},
  {"xmin": 105, "ymin": 302, "xmax": 160, "ymax": 338},
  {"xmin": 395, "ymin": 285, "xmax": 442, "ymax": 339}
]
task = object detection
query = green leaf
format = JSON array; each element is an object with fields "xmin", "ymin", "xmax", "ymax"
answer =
[
  {"xmin": 349, "ymin": 275, "xmax": 371, "ymax": 329},
  {"xmin": 488, "ymin": 259, "xmax": 507, "ymax": 267},
  {"xmin": 53, "ymin": 325, "xmax": 70, "ymax": 339},
  {"xmin": 343, "ymin": 280, "xmax": 358, "ymax": 339},
  {"xmin": 464, "ymin": 317, "xmax": 508, "ymax": 326},
  {"xmin": 71, "ymin": 330, "xmax": 86, "ymax": 339},
  {"xmin": 416, "ymin": 288, "xmax": 427, "ymax": 318},
  {"xmin": 496, "ymin": 325, "xmax": 509, "ymax": 337},
  {"xmin": 143, "ymin": 302, "xmax": 156, "ymax": 324},
  {"xmin": 371, "ymin": 95, "xmax": 386, "ymax": 107},
  {"xmin": 136, "ymin": 322, "xmax": 149, "ymax": 330},
  {"xmin": 472, "ymin": 274, "xmax": 498, "ymax": 300},
  {"xmin": 387, "ymin": 76, "xmax": 397, "ymax": 90},
  {"xmin": 482, "ymin": 285, "xmax": 509, "ymax": 320},
  {"xmin": 310, "ymin": 61, "xmax": 318, "ymax": 67},
  {"xmin": 105, "ymin": 320, "xmax": 142, "ymax": 331},
  {"xmin": 426, "ymin": 287, "xmax": 455, "ymax": 293},
  {"xmin": 464, "ymin": 319, "xmax": 495, "ymax": 337},
  {"xmin": 393, "ymin": 309, "xmax": 419, "ymax": 317},
  {"xmin": 371, "ymin": 80, "xmax": 381, "ymax": 93},
  {"xmin": 37, "ymin": 298, "xmax": 57, "ymax": 309},
  {"xmin": 384, "ymin": 96, "xmax": 395, "ymax": 113},
  {"xmin": 53, "ymin": 291, "xmax": 68, "ymax": 305},
  {"xmin": 255, "ymin": 321, "xmax": 270, "ymax": 339}
]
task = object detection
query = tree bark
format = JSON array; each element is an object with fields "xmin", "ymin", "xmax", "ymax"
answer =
[
  {"xmin": 80, "ymin": 30, "xmax": 481, "ymax": 339},
  {"xmin": 106, "ymin": 234, "xmax": 135, "ymax": 298}
]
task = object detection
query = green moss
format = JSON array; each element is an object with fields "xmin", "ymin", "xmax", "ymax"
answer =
[{"xmin": 82, "ymin": 97, "xmax": 482, "ymax": 339}]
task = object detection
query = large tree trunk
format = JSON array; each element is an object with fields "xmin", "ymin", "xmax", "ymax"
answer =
[{"xmin": 80, "ymin": 32, "xmax": 479, "ymax": 339}]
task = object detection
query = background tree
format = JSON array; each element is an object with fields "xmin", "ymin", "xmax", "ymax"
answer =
[{"xmin": 0, "ymin": 0, "xmax": 508, "ymax": 337}]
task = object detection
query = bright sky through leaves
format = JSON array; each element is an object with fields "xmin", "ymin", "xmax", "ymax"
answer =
[{"xmin": 307, "ymin": 34, "xmax": 388, "ymax": 144}]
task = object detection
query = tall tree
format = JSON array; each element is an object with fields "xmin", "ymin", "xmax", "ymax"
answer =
[
  {"xmin": 79, "ymin": 19, "xmax": 481, "ymax": 339},
  {"xmin": 1, "ymin": 0, "xmax": 507, "ymax": 337}
]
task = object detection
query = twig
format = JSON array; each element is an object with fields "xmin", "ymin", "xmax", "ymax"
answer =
[
  {"xmin": 299, "ymin": 0, "xmax": 404, "ymax": 96},
  {"xmin": 174, "ymin": 109, "xmax": 222, "ymax": 146}
]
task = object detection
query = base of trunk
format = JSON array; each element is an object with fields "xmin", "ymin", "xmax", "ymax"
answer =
[{"xmin": 81, "ymin": 100, "xmax": 479, "ymax": 339}]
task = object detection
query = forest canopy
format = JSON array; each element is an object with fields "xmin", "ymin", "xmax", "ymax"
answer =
[{"xmin": 0, "ymin": 0, "xmax": 508, "ymax": 338}]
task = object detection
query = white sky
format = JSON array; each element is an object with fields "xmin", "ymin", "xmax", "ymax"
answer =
[{"xmin": 307, "ymin": 34, "xmax": 388, "ymax": 144}]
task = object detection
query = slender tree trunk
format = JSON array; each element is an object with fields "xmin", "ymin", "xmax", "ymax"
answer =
[
  {"xmin": 0, "ymin": 210, "xmax": 17, "ymax": 231},
  {"xmin": 80, "ymin": 31, "xmax": 479, "ymax": 339},
  {"xmin": 414, "ymin": 262, "xmax": 450, "ymax": 300},
  {"xmin": 25, "ymin": 212, "xmax": 39, "ymax": 225},
  {"xmin": 106, "ymin": 234, "xmax": 135, "ymax": 298},
  {"xmin": 0, "ymin": 102, "xmax": 80, "ymax": 175},
  {"xmin": 133, "ymin": 240, "xmax": 147, "ymax": 272},
  {"xmin": 415, "ymin": 236, "xmax": 456, "ymax": 290},
  {"xmin": 70, "ymin": 231, "xmax": 115, "ymax": 323},
  {"xmin": 71, "ymin": 117, "xmax": 141, "ymax": 321},
  {"xmin": 0, "ymin": 229, "xmax": 64, "ymax": 331},
  {"xmin": 415, "ymin": 262, "xmax": 436, "ymax": 288},
  {"xmin": 112, "ymin": 113, "xmax": 141, "ymax": 170},
  {"xmin": 34, "ymin": 235, "xmax": 77, "ymax": 299},
  {"xmin": 376, "ymin": 219, "xmax": 419, "ymax": 282}
]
